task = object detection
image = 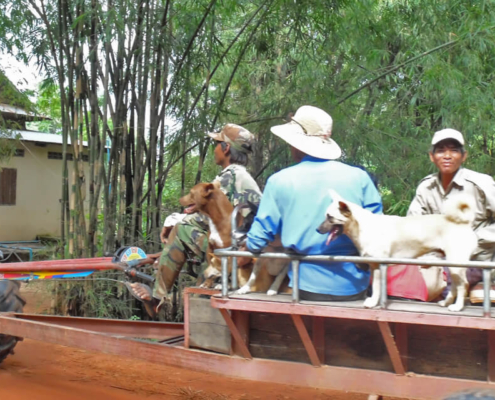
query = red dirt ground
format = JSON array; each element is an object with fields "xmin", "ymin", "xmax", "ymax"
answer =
[
  {"xmin": 0, "ymin": 284, "xmax": 402, "ymax": 400},
  {"xmin": 0, "ymin": 339, "xmax": 395, "ymax": 400}
]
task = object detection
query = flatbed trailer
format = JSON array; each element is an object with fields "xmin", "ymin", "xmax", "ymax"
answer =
[{"xmin": 1, "ymin": 253, "xmax": 495, "ymax": 399}]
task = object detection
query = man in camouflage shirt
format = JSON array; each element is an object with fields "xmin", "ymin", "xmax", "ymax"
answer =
[{"xmin": 130, "ymin": 124, "xmax": 261, "ymax": 316}]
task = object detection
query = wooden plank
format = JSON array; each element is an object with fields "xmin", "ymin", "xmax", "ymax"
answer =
[
  {"xmin": 394, "ymin": 323, "xmax": 408, "ymax": 372},
  {"xmin": 377, "ymin": 321, "xmax": 405, "ymax": 375},
  {"xmin": 324, "ymin": 318, "xmax": 392, "ymax": 372},
  {"xmin": 312, "ymin": 316, "xmax": 325, "ymax": 364},
  {"xmin": 184, "ymin": 287, "xmax": 221, "ymax": 296},
  {"xmin": 489, "ymin": 330, "xmax": 495, "ymax": 382},
  {"xmin": 231, "ymin": 311, "xmax": 250, "ymax": 357},
  {"xmin": 249, "ymin": 313, "xmax": 310, "ymax": 363},
  {"xmin": 291, "ymin": 314, "xmax": 321, "ymax": 367},
  {"xmin": 218, "ymin": 309, "xmax": 252, "ymax": 359},
  {"xmin": 211, "ymin": 296, "xmax": 495, "ymax": 330},
  {"xmin": 189, "ymin": 322, "xmax": 231, "ymax": 354},
  {"xmin": 407, "ymin": 324, "xmax": 486, "ymax": 380},
  {"xmin": 184, "ymin": 289, "xmax": 190, "ymax": 349},
  {"xmin": 224, "ymin": 292, "xmax": 490, "ymax": 318},
  {"xmin": 188, "ymin": 297, "xmax": 230, "ymax": 354}
]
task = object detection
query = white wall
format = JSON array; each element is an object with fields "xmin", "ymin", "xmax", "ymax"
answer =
[{"xmin": 0, "ymin": 142, "xmax": 90, "ymax": 241}]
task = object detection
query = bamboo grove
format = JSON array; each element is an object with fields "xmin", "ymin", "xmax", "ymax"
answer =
[{"xmin": 2, "ymin": 0, "xmax": 495, "ymax": 258}]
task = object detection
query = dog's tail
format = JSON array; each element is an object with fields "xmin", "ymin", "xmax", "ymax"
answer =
[{"xmin": 444, "ymin": 195, "xmax": 475, "ymax": 225}]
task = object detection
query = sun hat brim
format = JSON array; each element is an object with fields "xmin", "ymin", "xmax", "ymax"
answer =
[{"xmin": 270, "ymin": 122, "xmax": 342, "ymax": 160}]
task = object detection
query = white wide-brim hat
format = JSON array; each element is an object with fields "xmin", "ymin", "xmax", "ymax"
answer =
[{"xmin": 270, "ymin": 105, "xmax": 341, "ymax": 160}]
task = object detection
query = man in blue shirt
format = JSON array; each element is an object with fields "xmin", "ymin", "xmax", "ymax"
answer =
[{"xmin": 246, "ymin": 106, "xmax": 382, "ymax": 300}]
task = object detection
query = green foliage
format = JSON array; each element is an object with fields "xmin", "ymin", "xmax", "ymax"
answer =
[
  {"xmin": 28, "ymin": 78, "xmax": 63, "ymax": 133},
  {"xmin": 1, "ymin": 1, "xmax": 495, "ymax": 319}
]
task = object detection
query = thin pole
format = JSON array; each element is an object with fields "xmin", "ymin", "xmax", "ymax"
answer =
[
  {"xmin": 483, "ymin": 268, "xmax": 492, "ymax": 317},
  {"xmin": 380, "ymin": 264, "xmax": 388, "ymax": 309},
  {"xmin": 222, "ymin": 256, "xmax": 229, "ymax": 298},
  {"xmin": 292, "ymin": 260, "xmax": 300, "ymax": 303}
]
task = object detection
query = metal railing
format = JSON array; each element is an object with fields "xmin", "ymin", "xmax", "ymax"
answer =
[{"xmin": 213, "ymin": 248, "xmax": 495, "ymax": 317}]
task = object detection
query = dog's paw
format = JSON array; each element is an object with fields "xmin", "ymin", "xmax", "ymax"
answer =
[
  {"xmin": 363, "ymin": 297, "xmax": 378, "ymax": 309},
  {"xmin": 214, "ymin": 283, "xmax": 222, "ymax": 290},
  {"xmin": 437, "ymin": 300, "xmax": 447, "ymax": 307},
  {"xmin": 448, "ymin": 303, "xmax": 464, "ymax": 312},
  {"xmin": 235, "ymin": 285, "xmax": 251, "ymax": 295},
  {"xmin": 266, "ymin": 289, "xmax": 277, "ymax": 296}
]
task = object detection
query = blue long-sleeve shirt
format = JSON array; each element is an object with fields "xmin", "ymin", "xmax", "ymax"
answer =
[{"xmin": 247, "ymin": 156, "xmax": 383, "ymax": 296}]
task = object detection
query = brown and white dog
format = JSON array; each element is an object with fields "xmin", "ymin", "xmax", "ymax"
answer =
[
  {"xmin": 235, "ymin": 237, "xmax": 290, "ymax": 296},
  {"xmin": 179, "ymin": 181, "xmax": 288, "ymax": 294},
  {"xmin": 317, "ymin": 189, "xmax": 477, "ymax": 311}
]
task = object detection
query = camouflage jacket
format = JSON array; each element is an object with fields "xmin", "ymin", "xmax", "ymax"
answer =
[
  {"xmin": 213, "ymin": 164, "xmax": 261, "ymax": 208},
  {"xmin": 183, "ymin": 164, "xmax": 261, "ymax": 228}
]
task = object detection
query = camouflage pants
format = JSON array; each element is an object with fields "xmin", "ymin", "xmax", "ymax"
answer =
[{"xmin": 153, "ymin": 219, "xmax": 208, "ymax": 300}]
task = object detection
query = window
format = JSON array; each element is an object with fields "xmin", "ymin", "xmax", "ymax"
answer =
[
  {"xmin": 82, "ymin": 154, "xmax": 89, "ymax": 162},
  {"xmin": 0, "ymin": 168, "xmax": 17, "ymax": 205},
  {"xmin": 48, "ymin": 152, "xmax": 73, "ymax": 161},
  {"xmin": 14, "ymin": 149, "xmax": 24, "ymax": 157}
]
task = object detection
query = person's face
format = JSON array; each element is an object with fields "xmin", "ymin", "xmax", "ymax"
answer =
[
  {"xmin": 213, "ymin": 141, "xmax": 229, "ymax": 165},
  {"xmin": 429, "ymin": 139, "xmax": 467, "ymax": 176}
]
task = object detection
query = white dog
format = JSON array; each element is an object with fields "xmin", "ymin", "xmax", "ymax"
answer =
[{"xmin": 317, "ymin": 189, "xmax": 477, "ymax": 311}]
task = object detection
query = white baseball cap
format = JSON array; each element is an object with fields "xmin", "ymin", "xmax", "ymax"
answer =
[{"xmin": 431, "ymin": 129, "xmax": 465, "ymax": 146}]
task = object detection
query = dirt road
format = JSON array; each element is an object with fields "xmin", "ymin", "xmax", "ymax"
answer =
[{"xmin": 0, "ymin": 339, "xmax": 380, "ymax": 400}]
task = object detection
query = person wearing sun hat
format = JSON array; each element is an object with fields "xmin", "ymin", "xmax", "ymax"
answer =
[
  {"xmin": 128, "ymin": 123, "xmax": 261, "ymax": 317},
  {"xmin": 246, "ymin": 105, "xmax": 383, "ymax": 301}
]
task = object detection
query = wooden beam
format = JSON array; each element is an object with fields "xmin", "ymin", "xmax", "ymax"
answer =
[
  {"xmin": 218, "ymin": 309, "xmax": 252, "ymax": 359},
  {"xmin": 231, "ymin": 311, "xmax": 250, "ymax": 357},
  {"xmin": 377, "ymin": 321, "xmax": 405, "ymax": 375},
  {"xmin": 184, "ymin": 290, "xmax": 190, "ymax": 349},
  {"xmin": 394, "ymin": 323, "xmax": 408, "ymax": 372},
  {"xmin": 211, "ymin": 296, "xmax": 495, "ymax": 331},
  {"xmin": 291, "ymin": 314, "xmax": 321, "ymax": 367},
  {"xmin": 312, "ymin": 316, "xmax": 325, "ymax": 364}
]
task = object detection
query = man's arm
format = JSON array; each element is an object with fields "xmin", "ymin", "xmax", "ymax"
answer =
[
  {"xmin": 472, "ymin": 180, "xmax": 495, "ymax": 259},
  {"xmin": 407, "ymin": 185, "xmax": 430, "ymax": 216},
  {"xmin": 246, "ymin": 179, "xmax": 281, "ymax": 252}
]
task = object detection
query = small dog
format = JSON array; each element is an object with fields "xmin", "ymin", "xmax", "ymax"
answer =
[
  {"xmin": 179, "ymin": 182, "xmax": 288, "ymax": 294},
  {"xmin": 179, "ymin": 181, "xmax": 240, "ymax": 289},
  {"xmin": 317, "ymin": 189, "xmax": 477, "ymax": 311},
  {"xmin": 235, "ymin": 237, "xmax": 290, "ymax": 296}
]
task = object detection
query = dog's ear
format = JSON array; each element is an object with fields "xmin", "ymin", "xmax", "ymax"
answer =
[
  {"xmin": 338, "ymin": 201, "xmax": 352, "ymax": 217},
  {"xmin": 202, "ymin": 183, "xmax": 216, "ymax": 198}
]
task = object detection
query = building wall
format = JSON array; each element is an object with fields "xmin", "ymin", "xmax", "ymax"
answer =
[{"xmin": 0, "ymin": 142, "xmax": 90, "ymax": 241}]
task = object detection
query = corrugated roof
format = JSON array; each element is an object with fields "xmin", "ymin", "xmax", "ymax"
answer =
[
  {"xmin": 0, "ymin": 103, "xmax": 50, "ymax": 120},
  {"xmin": 10, "ymin": 130, "xmax": 89, "ymax": 147}
]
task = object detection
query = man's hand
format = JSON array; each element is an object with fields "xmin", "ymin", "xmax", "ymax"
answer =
[
  {"xmin": 237, "ymin": 244, "xmax": 253, "ymax": 267},
  {"xmin": 161, "ymin": 237, "xmax": 168, "ymax": 244}
]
